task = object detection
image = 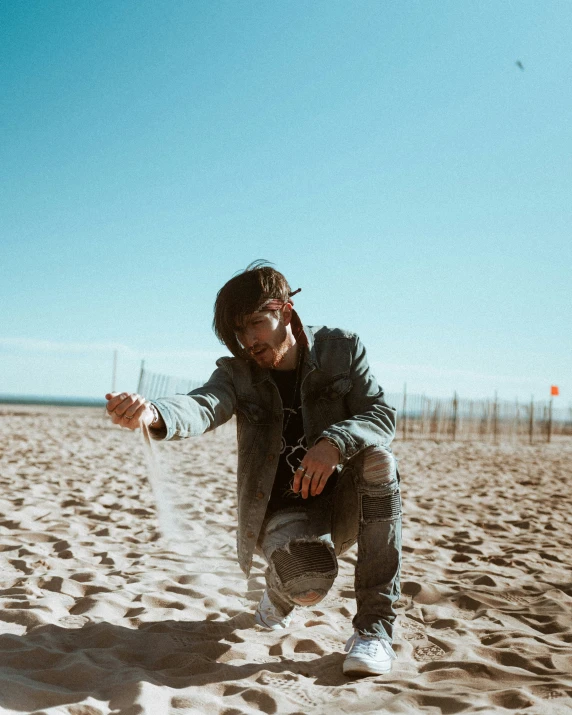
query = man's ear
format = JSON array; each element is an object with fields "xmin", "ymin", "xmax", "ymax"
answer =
[{"xmin": 282, "ymin": 302, "xmax": 293, "ymax": 326}]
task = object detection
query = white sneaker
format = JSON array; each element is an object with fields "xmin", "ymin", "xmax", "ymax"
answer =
[
  {"xmin": 254, "ymin": 589, "xmax": 293, "ymax": 630},
  {"xmin": 343, "ymin": 631, "xmax": 396, "ymax": 676}
]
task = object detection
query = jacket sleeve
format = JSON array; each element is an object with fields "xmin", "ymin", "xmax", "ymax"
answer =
[
  {"xmin": 150, "ymin": 360, "xmax": 237, "ymax": 441},
  {"xmin": 319, "ymin": 336, "xmax": 396, "ymax": 462}
]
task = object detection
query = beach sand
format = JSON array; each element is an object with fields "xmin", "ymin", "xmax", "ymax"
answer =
[{"xmin": 0, "ymin": 405, "xmax": 571, "ymax": 714}]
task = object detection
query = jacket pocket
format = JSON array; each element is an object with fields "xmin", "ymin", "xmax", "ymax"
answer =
[
  {"xmin": 318, "ymin": 376, "xmax": 353, "ymax": 401},
  {"xmin": 236, "ymin": 400, "xmax": 272, "ymax": 460},
  {"xmin": 236, "ymin": 399, "xmax": 273, "ymax": 425},
  {"xmin": 315, "ymin": 376, "xmax": 353, "ymax": 426}
]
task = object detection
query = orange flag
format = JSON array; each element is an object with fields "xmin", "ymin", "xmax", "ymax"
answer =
[{"xmin": 551, "ymin": 385, "xmax": 559, "ymax": 396}]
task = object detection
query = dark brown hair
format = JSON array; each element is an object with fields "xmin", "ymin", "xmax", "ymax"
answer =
[{"xmin": 213, "ymin": 260, "xmax": 291, "ymax": 358}]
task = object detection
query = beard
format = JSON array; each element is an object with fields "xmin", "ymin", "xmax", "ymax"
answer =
[{"xmin": 249, "ymin": 322, "xmax": 291, "ymax": 369}]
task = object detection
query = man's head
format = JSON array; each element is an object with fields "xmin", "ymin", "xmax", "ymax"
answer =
[{"xmin": 213, "ymin": 261, "xmax": 298, "ymax": 368}]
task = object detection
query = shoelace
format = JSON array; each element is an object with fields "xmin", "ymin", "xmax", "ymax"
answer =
[{"xmin": 344, "ymin": 632, "xmax": 396, "ymax": 660}]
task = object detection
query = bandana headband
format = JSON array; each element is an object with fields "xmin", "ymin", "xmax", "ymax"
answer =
[{"xmin": 257, "ymin": 288, "xmax": 301, "ymax": 313}]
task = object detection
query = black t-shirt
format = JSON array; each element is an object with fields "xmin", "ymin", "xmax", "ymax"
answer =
[{"xmin": 266, "ymin": 362, "xmax": 338, "ymax": 514}]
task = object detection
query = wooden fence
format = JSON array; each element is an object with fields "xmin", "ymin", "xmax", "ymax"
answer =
[
  {"xmin": 137, "ymin": 365, "xmax": 570, "ymax": 444},
  {"xmin": 385, "ymin": 391, "xmax": 571, "ymax": 443},
  {"xmin": 137, "ymin": 363, "xmax": 203, "ymax": 400}
]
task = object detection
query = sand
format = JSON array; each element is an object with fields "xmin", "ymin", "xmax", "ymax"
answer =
[{"xmin": 0, "ymin": 405, "xmax": 571, "ymax": 715}]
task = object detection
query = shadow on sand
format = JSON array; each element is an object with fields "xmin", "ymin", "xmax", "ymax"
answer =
[{"xmin": 0, "ymin": 613, "xmax": 351, "ymax": 712}]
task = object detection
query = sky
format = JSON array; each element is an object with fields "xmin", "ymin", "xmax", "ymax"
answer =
[{"xmin": 1, "ymin": 1, "xmax": 571, "ymax": 404}]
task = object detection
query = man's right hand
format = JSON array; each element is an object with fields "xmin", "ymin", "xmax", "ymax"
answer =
[{"xmin": 105, "ymin": 392, "xmax": 158, "ymax": 431}]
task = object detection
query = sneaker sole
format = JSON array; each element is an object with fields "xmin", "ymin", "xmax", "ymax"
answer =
[{"xmin": 343, "ymin": 658, "xmax": 392, "ymax": 676}]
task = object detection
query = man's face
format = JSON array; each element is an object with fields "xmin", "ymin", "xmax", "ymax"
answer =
[{"xmin": 235, "ymin": 308, "xmax": 290, "ymax": 369}]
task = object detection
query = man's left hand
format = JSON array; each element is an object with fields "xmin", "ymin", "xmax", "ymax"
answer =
[{"xmin": 293, "ymin": 440, "xmax": 341, "ymax": 499}]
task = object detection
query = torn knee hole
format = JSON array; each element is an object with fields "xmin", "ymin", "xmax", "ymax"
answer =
[{"xmin": 362, "ymin": 448, "xmax": 396, "ymax": 484}]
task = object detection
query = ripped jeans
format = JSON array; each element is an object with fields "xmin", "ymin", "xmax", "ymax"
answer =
[{"xmin": 257, "ymin": 446, "xmax": 402, "ymax": 643}]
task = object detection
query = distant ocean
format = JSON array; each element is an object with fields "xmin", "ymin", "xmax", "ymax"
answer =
[{"xmin": 0, "ymin": 395, "xmax": 106, "ymax": 407}]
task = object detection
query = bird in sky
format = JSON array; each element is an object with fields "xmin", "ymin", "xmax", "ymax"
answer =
[{"xmin": 516, "ymin": 60, "xmax": 524, "ymax": 71}]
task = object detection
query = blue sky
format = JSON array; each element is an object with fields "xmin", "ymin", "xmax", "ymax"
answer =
[{"xmin": 1, "ymin": 1, "xmax": 570, "ymax": 402}]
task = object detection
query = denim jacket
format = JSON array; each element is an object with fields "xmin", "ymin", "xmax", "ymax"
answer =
[{"xmin": 152, "ymin": 324, "xmax": 396, "ymax": 575}]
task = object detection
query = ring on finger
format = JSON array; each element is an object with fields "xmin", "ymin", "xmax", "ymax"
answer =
[{"xmin": 302, "ymin": 473, "xmax": 312, "ymax": 480}]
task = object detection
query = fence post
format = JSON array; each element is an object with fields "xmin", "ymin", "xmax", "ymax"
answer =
[
  {"xmin": 111, "ymin": 349, "xmax": 118, "ymax": 393},
  {"xmin": 493, "ymin": 391, "xmax": 499, "ymax": 444},
  {"xmin": 148, "ymin": 373, "xmax": 157, "ymax": 399},
  {"xmin": 514, "ymin": 398, "xmax": 519, "ymax": 440},
  {"xmin": 451, "ymin": 391, "xmax": 458, "ymax": 440},
  {"xmin": 529, "ymin": 396, "xmax": 534, "ymax": 444},
  {"xmin": 402, "ymin": 383, "xmax": 407, "ymax": 440},
  {"xmin": 480, "ymin": 401, "xmax": 488, "ymax": 439},
  {"xmin": 137, "ymin": 360, "xmax": 145, "ymax": 394},
  {"xmin": 430, "ymin": 403, "xmax": 439, "ymax": 438},
  {"xmin": 547, "ymin": 397, "xmax": 553, "ymax": 443}
]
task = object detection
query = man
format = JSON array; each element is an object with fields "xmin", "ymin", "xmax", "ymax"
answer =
[{"xmin": 105, "ymin": 262, "xmax": 401, "ymax": 677}]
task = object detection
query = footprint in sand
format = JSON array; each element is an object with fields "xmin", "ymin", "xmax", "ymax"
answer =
[
  {"xmin": 496, "ymin": 592, "xmax": 531, "ymax": 605},
  {"xmin": 259, "ymin": 674, "xmax": 316, "ymax": 709},
  {"xmin": 223, "ymin": 684, "xmax": 278, "ymax": 714},
  {"xmin": 413, "ymin": 644, "xmax": 447, "ymax": 661},
  {"xmin": 402, "ymin": 630, "xmax": 426, "ymax": 642},
  {"xmin": 399, "ymin": 617, "xmax": 423, "ymax": 630},
  {"xmin": 58, "ymin": 615, "xmax": 90, "ymax": 628},
  {"xmin": 534, "ymin": 685, "xmax": 569, "ymax": 700},
  {"xmin": 399, "ymin": 619, "xmax": 446, "ymax": 654},
  {"xmin": 320, "ymin": 594, "xmax": 351, "ymax": 608},
  {"xmin": 307, "ymin": 634, "xmax": 346, "ymax": 653},
  {"xmin": 257, "ymin": 673, "xmax": 340, "ymax": 709}
]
